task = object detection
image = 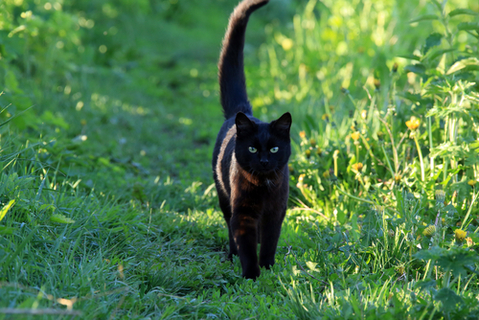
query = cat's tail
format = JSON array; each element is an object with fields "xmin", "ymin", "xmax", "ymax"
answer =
[{"xmin": 218, "ymin": 0, "xmax": 269, "ymax": 120}]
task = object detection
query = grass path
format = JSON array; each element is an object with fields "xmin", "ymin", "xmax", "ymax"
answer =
[{"xmin": 4, "ymin": 0, "xmax": 478, "ymax": 318}]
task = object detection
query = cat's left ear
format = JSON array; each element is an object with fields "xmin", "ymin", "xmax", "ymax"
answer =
[{"xmin": 271, "ymin": 112, "xmax": 292, "ymax": 134}]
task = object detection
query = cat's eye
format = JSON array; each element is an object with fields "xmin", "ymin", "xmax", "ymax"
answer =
[
  {"xmin": 248, "ymin": 146, "xmax": 258, "ymax": 153},
  {"xmin": 270, "ymin": 147, "xmax": 279, "ymax": 153}
]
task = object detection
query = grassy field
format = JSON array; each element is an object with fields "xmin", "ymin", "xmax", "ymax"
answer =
[{"xmin": 1, "ymin": 0, "xmax": 479, "ymax": 318}]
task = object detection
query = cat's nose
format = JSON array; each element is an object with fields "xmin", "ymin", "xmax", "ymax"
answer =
[{"xmin": 260, "ymin": 160, "xmax": 269, "ymax": 167}]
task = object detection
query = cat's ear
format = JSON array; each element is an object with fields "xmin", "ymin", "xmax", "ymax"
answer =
[
  {"xmin": 235, "ymin": 112, "xmax": 256, "ymax": 134},
  {"xmin": 271, "ymin": 112, "xmax": 292, "ymax": 134}
]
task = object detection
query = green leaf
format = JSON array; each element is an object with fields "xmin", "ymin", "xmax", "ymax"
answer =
[
  {"xmin": 424, "ymin": 48, "xmax": 456, "ymax": 62},
  {"xmin": 447, "ymin": 58, "xmax": 479, "ymax": 75},
  {"xmin": 414, "ymin": 246, "xmax": 446, "ymax": 261},
  {"xmin": 50, "ymin": 214, "xmax": 75, "ymax": 224},
  {"xmin": 457, "ymin": 22, "xmax": 479, "ymax": 32},
  {"xmin": 0, "ymin": 199, "xmax": 15, "ymax": 222},
  {"xmin": 398, "ymin": 92, "xmax": 422, "ymax": 103},
  {"xmin": 448, "ymin": 8, "xmax": 479, "ymax": 17},
  {"xmin": 404, "ymin": 64, "xmax": 426, "ymax": 74},
  {"xmin": 397, "ymin": 54, "xmax": 421, "ymax": 61},
  {"xmin": 409, "ymin": 14, "xmax": 439, "ymax": 23},
  {"xmin": 435, "ymin": 288, "xmax": 463, "ymax": 311},
  {"xmin": 0, "ymin": 226, "xmax": 16, "ymax": 235},
  {"xmin": 424, "ymin": 33, "xmax": 442, "ymax": 54},
  {"xmin": 431, "ymin": 0, "xmax": 443, "ymax": 13},
  {"xmin": 415, "ymin": 280, "xmax": 437, "ymax": 292}
]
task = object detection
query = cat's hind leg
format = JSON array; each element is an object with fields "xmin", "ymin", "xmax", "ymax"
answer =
[{"xmin": 218, "ymin": 196, "xmax": 238, "ymax": 259}]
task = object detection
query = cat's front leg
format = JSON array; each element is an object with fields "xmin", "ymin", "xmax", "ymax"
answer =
[
  {"xmin": 230, "ymin": 210, "xmax": 260, "ymax": 279},
  {"xmin": 258, "ymin": 208, "xmax": 285, "ymax": 269}
]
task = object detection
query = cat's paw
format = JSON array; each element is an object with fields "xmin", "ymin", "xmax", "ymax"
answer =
[{"xmin": 242, "ymin": 266, "xmax": 260, "ymax": 280}]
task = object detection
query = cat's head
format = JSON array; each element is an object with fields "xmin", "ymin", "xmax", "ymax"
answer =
[{"xmin": 234, "ymin": 112, "xmax": 292, "ymax": 175}]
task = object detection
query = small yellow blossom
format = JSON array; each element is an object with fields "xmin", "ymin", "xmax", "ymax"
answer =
[
  {"xmin": 305, "ymin": 149, "xmax": 311, "ymax": 158},
  {"xmin": 455, "ymin": 229, "xmax": 467, "ymax": 243},
  {"xmin": 309, "ymin": 138, "xmax": 317, "ymax": 147},
  {"xmin": 299, "ymin": 131, "xmax": 306, "ymax": 139},
  {"xmin": 394, "ymin": 174, "xmax": 401, "ymax": 183},
  {"xmin": 406, "ymin": 116, "xmax": 420, "ymax": 130},
  {"xmin": 322, "ymin": 114, "xmax": 329, "ymax": 121},
  {"xmin": 468, "ymin": 180, "xmax": 477, "ymax": 187},
  {"xmin": 351, "ymin": 131, "xmax": 360, "ymax": 141},
  {"xmin": 423, "ymin": 225, "xmax": 436, "ymax": 237},
  {"xmin": 351, "ymin": 162, "xmax": 363, "ymax": 172},
  {"xmin": 322, "ymin": 170, "xmax": 330, "ymax": 179}
]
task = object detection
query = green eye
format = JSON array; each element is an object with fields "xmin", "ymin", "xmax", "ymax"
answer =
[
  {"xmin": 248, "ymin": 147, "xmax": 257, "ymax": 153},
  {"xmin": 270, "ymin": 147, "xmax": 279, "ymax": 153}
]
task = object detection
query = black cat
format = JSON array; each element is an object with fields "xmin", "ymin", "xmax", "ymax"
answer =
[{"xmin": 212, "ymin": 0, "xmax": 292, "ymax": 280}]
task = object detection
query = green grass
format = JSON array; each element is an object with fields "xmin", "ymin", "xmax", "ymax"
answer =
[{"xmin": 1, "ymin": 0, "xmax": 479, "ymax": 318}]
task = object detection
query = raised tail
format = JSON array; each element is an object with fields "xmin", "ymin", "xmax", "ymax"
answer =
[{"xmin": 218, "ymin": 0, "xmax": 269, "ymax": 119}]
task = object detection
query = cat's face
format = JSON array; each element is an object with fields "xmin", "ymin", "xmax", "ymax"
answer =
[{"xmin": 234, "ymin": 112, "xmax": 292, "ymax": 175}]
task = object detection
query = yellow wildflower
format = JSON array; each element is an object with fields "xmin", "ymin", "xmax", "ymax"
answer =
[
  {"xmin": 309, "ymin": 138, "xmax": 317, "ymax": 147},
  {"xmin": 455, "ymin": 229, "xmax": 467, "ymax": 243},
  {"xmin": 406, "ymin": 116, "xmax": 420, "ymax": 130},
  {"xmin": 351, "ymin": 162, "xmax": 363, "ymax": 172},
  {"xmin": 299, "ymin": 131, "xmax": 306, "ymax": 139},
  {"xmin": 351, "ymin": 131, "xmax": 360, "ymax": 141},
  {"xmin": 323, "ymin": 170, "xmax": 330, "ymax": 179},
  {"xmin": 468, "ymin": 180, "xmax": 477, "ymax": 187},
  {"xmin": 394, "ymin": 174, "xmax": 401, "ymax": 183}
]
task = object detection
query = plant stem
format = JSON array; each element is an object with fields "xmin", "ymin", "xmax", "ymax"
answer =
[
  {"xmin": 460, "ymin": 190, "xmax": 479, "ymax": 230},
  {"xmin": 381, "ymin": 144, "xmax": 395, "ymax": 176},
  {"xmin": 428, "ymin": 116, "xmax": 434, "ymax": 177},
  {"xmin": 335, "ymin": 184, "xmax": 375, "ymax": 205},
  {"xmin": 413, "ymin": 136, "xmax": 425, "ymax": 182}
]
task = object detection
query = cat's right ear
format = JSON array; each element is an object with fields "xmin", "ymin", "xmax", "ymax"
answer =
[{"xmin": 235, "ymin": 112, "xmax": 256, "ymax": 134}]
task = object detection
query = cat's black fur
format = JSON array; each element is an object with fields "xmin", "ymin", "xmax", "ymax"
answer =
[{"xmin": 212, "ymin": 0, "xmax": 292, "ymax": 280}]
